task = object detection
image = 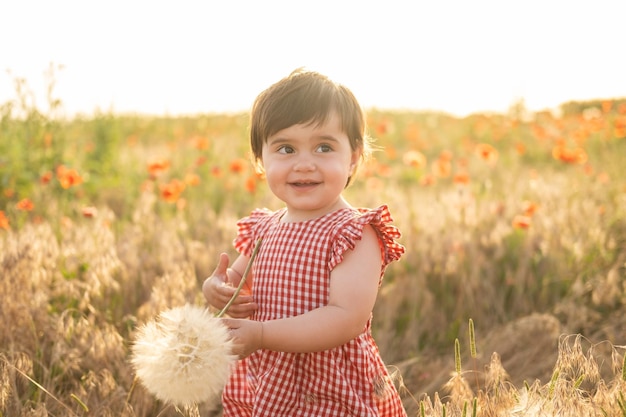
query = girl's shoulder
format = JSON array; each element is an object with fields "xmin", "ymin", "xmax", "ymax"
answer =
[
  {"xmin": 329, "ymin": 205, "xmax": 405, "ymax": 273},
  {"xmin": 234, "ymin": 208, "xmax": 285, "ymax": 256},
  {"xmin": 237, "ymin": 207, "xmax": 285, "ymax": 228},
  {"xmin": 331, "ymin": 205, "xmax": 400, "ymax": 237}
]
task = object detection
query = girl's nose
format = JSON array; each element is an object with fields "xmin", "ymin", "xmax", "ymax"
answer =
[{"xmin": 293, "ymin": 154, "xmax": 315, "ymax": 171}]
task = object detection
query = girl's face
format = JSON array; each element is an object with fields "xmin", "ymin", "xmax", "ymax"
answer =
[{"xmin": 261, "ymin": 112, "xmax": 360, "ymax": 222}]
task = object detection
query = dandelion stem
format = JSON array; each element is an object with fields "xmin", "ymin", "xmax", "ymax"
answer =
[{"xmin": 217, "ymin": 238, "xmax": 262, "ymax": 318}]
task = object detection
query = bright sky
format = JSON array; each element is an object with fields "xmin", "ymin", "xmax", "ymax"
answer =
[{"xmin": 1, "ymin": 0, "xmax": 625, "ymax": 118}]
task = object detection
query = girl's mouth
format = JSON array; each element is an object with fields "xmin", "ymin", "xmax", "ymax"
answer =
[{"xmin": 290, "ymin": 181, "xmax": 320, "ymax": 187}]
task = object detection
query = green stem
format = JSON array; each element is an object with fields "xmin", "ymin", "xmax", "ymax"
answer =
[{"xmin": 217, "ymin": 239, "xmax": 262, "ymax": 318}]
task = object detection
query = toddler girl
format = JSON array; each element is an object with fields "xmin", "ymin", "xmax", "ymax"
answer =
[{"xmin": 203, "ymin": 68, "xmax": 406, "ymax": 416}]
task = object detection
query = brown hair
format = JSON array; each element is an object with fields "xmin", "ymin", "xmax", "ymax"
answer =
[{"xmin": 249, "ymin": 68, "xmax": 370, "ymax": 186}]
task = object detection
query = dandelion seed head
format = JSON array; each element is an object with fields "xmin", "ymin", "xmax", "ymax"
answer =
[{"xmin": 131, "ymin": 304, "xmax": 236, "ymax": 407}]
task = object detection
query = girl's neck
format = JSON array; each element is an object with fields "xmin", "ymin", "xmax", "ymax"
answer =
[{"xmin": 280, "ymin": 197, "xmax": 352, "ymax": 223}]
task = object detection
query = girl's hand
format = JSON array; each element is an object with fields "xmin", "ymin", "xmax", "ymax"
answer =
[
  {"xmin": 222, "ymin": 318, "xmax": 264, "ymax": 358},
  {"xmin": 202, "ymin": 253, "xmax": 257, "ymax": 318}
]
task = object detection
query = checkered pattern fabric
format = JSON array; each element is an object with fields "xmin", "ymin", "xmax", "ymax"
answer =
[{"xmin": 222, "ymin": 205, "xmax": 406, "ymax": 416}]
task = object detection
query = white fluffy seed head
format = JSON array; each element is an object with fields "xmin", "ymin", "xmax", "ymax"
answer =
[{"xmin": 131, "ymin": 304, "xmax": 236, "ymax": 407}]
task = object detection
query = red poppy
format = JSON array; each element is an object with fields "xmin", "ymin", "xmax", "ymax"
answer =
[
  {"xmin": 147, "ymin": 159, "xmax": 170, "ymax": 178},
  {"xmin": 402, "ymin": 150, "xmax": 427, "ymax": 169},
  {"xmin": 245, "ymin": 175, "xmax": 257, "ymax": 194},
  {"xmin": 431, "ymin": 158, "xmax": 451, "ymax": 178},
  {"xmin": 40, "ymin": 171, "xmax": 53, "ymax": 185},
  {"xmin": 195, "ymin": 156, "xmax": 208, "ymax": 167},
  {"xmin": 552, "ymin": 145, "xmax": 588, "ymax": 164},
  {"xmin": 475, "ymin": 143, "xmax": 498, "ymax": 164},
  {"xmin": 229, "ymin": 158, "xmax": 247, "ymax": 174},
  {"xmin": 192, "ymin": 136, "xmax": 210, "ymax": 150},
  {"xmin": 82, "ymin": 206, "xmax": 98, "ymax": 218},
  {"xmin": 453, "ymin": 171, "xmax": 470, "ymax": 185},
  {"xmin": 184, "ymin": 173, "xmax": 201, "ymax": 186},
  {"xmin": 439, "ymin": 150, "xmax": 453, "ymax": 161},
  {"xmin": 373, "ymin": 118, "xmax": 391, "ymax": 136},
  {"xmin": 601, "ymin": 100, "xmax": 613, "ymax": 113},
  {"xmin": 0, "ymin": 210, "xmax": 9, "ymax": 230},
  {"xmin": 420, "ymin": 174, "xmax": 436, "ymax": 186},
  {"xmin": 159, "ymin": 179, "xmax": 186, "ymax": 203},
  {"xmin": 522, "ymin": 201, "xmax": 539, "ymax": 217},
  {"xmin": 43, "ymin": 132, "xmax": 53, "ymax": 148},
  {"xmin": 512, "ymin": 215, "xmax": 531, "ymax": 229},
  {"xmin": 16, "ymin": 198, "xmax": 34, "ymax": 211},
  {"xmin": 56, "ymin": 165, "xmax": 84, "ymax": 189},
  {"xmin": 614, "ymin": 116, "xmax": 626, "ymax": 138}
]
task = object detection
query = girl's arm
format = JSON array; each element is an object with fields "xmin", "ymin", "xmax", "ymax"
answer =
[
  {"xmin": 202, "ymin": 252, "xmax": 257, "ymax": 318},
  {"xmin": 224, "ymin": 225, "xmax": 382, "ymax": 357}
]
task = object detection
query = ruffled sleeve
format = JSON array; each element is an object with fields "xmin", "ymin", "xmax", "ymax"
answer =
[
  {"xmin": 329, "ymin": 205, "xmax": 405, "ymax": 277},
  {"xmin": 233, "ymin": 208, "xmax": 273, "ymax": 256}
]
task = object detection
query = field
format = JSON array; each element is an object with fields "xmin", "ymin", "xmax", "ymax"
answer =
[{"xmin": 1, "ymin": 76, "xmax": 626, "ymax": 416}]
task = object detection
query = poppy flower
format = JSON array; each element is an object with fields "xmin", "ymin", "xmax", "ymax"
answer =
[
  {"xmin": 192, "ymin": 136, "xmax": 210, "ymax": 150},
  {"xmin": 453, "ymin": 172, "xmax": 470, "ymax": 185},
  {"xmin": 16, "ymin": 198, "xmax": 34, "ymax": 211},
  {"xmin": 159, "ymin": 179, "xmax": 186, "ymax": 203},
  {"xmin": 147, "ymin": 159, "xmax": 170, "ymax": 178},
  {"xmin": 420, "ymin": 173, "xmax": 436, "ymax": 186},
  {"xmin": 601, "ymin": 100, "xmax": 613, "ymax": 113},
  {"xmin": 195, "ymin": 156, "xmax": 208, "ymax": 167},
  {"xmin": 552, "ymin": 145, "xmax": 588, "ymax": 164},
  {"xmin": 211, "ymin": 166, "xmax": 223, "ymax": 178},
  {"xmin": 81, "ymin": 206, "xmax": 98, "ymax": 218},
  {"xmin": 245, "ymin": 175, "xmax": 257, "ymax": 194},
  {"xmin": 475, "ymin": 143, "xmax": 498, "ymax": 164},
  {"xmin": 184, "ymin": 173, "xmax": 201, "ymax": 186},
  {"xmin": 40, "ymin": 171, "xmax": 53, "ymax": 185},
  {"xmin": 0, "ymin": 211, "xmax": 9, "ymax": 230},
  {"xmin": 404, "ymin": 123, "xmax": 421, "ymax": 143},
  {"xmin": 512, "ymin": 215, "xmax": 531, "ymax": 229},
  {"xmin": 43, "ymin": 132, "xmax": 53, "ymax": 147},
  {"xmin": 402, "ymin": 150, "xmax": 427, "ymax": 169},
  {"xmin": 522, "ymin": 201, "xmax": 539, "ymax": 217},
  {"xmin": 229, "ymin": 158, "xmax": 247, "ymax": 174},
  {"xmin": 431, "ymin": 158, "xmax": 451, "ymax": 178},
  {"xmin": 56, "ymin": 165, "xmax": 84, "ymax": 189},
  {"xmin": 373, "ymin": 118, "xmax": 392, "ymax": 136}
]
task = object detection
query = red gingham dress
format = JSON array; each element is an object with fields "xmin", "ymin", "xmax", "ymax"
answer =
[{"xmin": 222, "ymin": 205, "xmax": 406, "ymax": 417}]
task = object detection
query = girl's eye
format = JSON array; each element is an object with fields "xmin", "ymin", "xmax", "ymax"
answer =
[
  {"xmin": 317, "ymin": 144, "xmax": 332, "ymax": 153},
  {"xmin": 277, "ymin": 145, "xmax": 295, "ymax": 154}
]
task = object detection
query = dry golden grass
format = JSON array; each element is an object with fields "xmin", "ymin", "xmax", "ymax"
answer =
[
  {"xmin": 1, "ymin": 96, "xmax": 626, "ymax": 415},
  {"xmin": 2, "ymin": 186, "xmax": 624, "ymax": 416}
]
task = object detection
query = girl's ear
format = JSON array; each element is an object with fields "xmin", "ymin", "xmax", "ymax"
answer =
[
  {"xmin": 253, "ymin": 157, "xmax": 265, "ymax": 174},
  {"xmin": 349, "ymin": 149, "xmax": 361, "ymax": 173}
]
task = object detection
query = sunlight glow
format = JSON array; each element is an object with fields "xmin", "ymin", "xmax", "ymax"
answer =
[{"xmin": 1, "ymin": 0, "xmax": 625, "ymax": 117}]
